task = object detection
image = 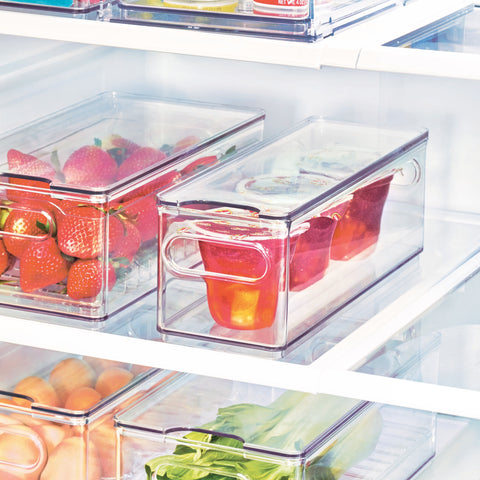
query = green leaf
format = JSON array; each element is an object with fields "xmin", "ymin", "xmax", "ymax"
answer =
[{"xmin": 94, "ymin": 137, "xmax": 102, "ymax": 147}]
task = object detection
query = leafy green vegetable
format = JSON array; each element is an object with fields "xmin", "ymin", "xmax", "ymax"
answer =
[{"xmin": 145, "ymin": 390, "xmax": 382, "ymax": 480}]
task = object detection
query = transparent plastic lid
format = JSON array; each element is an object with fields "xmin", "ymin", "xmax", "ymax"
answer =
[
  {"xmin": 159, "ymin": 117, "xmax": 427, "ymax": 219},
  {"xmin": 0, "ymin": 91, "xmax": 265, "ymax": 197},
  {"xmin": 385, "ymin": 4, "xmax": 479, "ymax": 53},
  {"xmin": 117, "ymin": 372, "xmax": 363, "ymax": 457}
]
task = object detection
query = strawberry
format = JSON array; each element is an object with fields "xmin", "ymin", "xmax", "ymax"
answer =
[
  {"xmin": 67, "ymin": 259, "xmax": 116, "ymax": 300},
  {"xmin": 110, "ymin": 218, "xmax": 141, "ymax": 265},
  {"xmin": 56, "ymin": 206, "xmax": 123, "ymax": 259},
  {"xmin": 122, "ymin": 195, "xmax": 159, "ymax": 243},
  {"xmin": 7, "ymin": 149, "xmax": 56, "ymax": 202},
  {"xmin": 62, "ymin": 145, "xmax": 117, "ymax": 188},
  {"xmin": 0, "ymin": 238, "xmax": 12, "ymax": 275},
  {"xmin": 121, "ymin": 169, "xmax": 181, "ymax": 203},
  {"xmin": 107, "ymin": 134, "xmax": 140, "ymax": 156},
  {"xmin": 180, "ymin": 155, "xmax": 218, "ymax": 176},
  {"xmin": 20, "ymin": 238, "xmax": 69, "ymax": 293},
  {"xmin": 172, "ymin": 135, "xmax": 202, "ymax": 153},
  {"xmin": 2, "ymin": 201, "xmax": 54, "ymax": 258},
  {"xmin": 115, "ymin": 146, "xmax": 167, "ymax": 181}
]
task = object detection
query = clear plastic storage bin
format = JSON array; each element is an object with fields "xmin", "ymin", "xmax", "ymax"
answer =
[
  {"xmin": 114, "ymin": 0, "xmax": 398, "ymax": 42},
  {"xmin": 157, "ymin": 117, "xmax": 427, "ymax": 350},
  {"xmin": 0, "ymin": 341, "xmax": 165, "ymax": 480},
  {"xmin": 0, "ymin": 0, "xmax": 110, "ymax": 19},
  {"xmin": 0, "ymin": 91, "xmax": 265, "ymax": 321},
  {"xmin": 115, "ymin": 371, "xmax": 436, "ymax": 480}
]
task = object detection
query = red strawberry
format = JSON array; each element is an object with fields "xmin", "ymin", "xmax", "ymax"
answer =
[
  {"xmin": 180, "ymin": 155, "xmax": 218, "ymax": 176},
  {"xmin": 115, "ymin": 146, "xmax": 167, "ymax": 181},
  {"xmin": 20, "ymin": 238, "xmax": 69, "ymax": 293},
  {"xmin": 67, "ymin": 259, "xmax": 116, "ymax": 300},
  {"xmin": 56, "ymin": 206, "xmax": 123, "ymax": 259},
  {"xmin": 172, "ymin": 135, "xmax": 202, "ymax": 153},
  {"xmin": 7, "ymin": 149, "xmax": 56, "ymax": 202},
  {"xmin": 110, "ymin": 219, "xmax": 141, "ymax": 264},
  {"xmin": 0, "ymin": 238, "xmax": 12, "ymax": 275},
  {"xmin": 108, "ymin": 134, "xmax": 140, "ymax": 156},
  {"xmin": 122, "ymin": 195, "xmax": 159, "ymax": 243},
  {"xmin": 121, "ymin": 169, "xmax": 181, "ymax": 203},
  {"xmin": 62, "ymin": 145, "xmax": 117, "ymax": 187},
  {"xmin": 3, "ymin": 201, "xmax": 54, "ymax": 258}
]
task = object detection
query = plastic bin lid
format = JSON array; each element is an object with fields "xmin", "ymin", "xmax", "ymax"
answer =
[
  {"xmin": 158, "ymin": 117, "xmax": 427, "ymax": 220},
  {"xmin": 116, "ymin": 372, "xmax": 367, "ymax": 459},
  {"xmin": 0, "ymin": 91, "xmax": 265, "ymax": 197}
]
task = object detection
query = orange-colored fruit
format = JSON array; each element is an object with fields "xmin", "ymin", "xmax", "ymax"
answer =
[
  {"xmin": 91, "ymin": 422, "xmax": 116, "ymax": 477},
  {"xmin": 13, "ymin": 376, "xmax": 60, "ymax": 408},
  {"xmin": 48, "ymin": 357, "xmax": 96, "ymax": 406},
  {"xmin": 95, "ymin": 367, "xmax": 134, "ymax": 398},
  {"xmin": 39, "ymin": 436, "xmax": 102, "ymax": 480},
  {"xmin": 0, "ymin": 423, "xmax": 48, "ymax": 480},
  {"xmin": 32, "ymin": 422, "xmax": 71, "ymax": 456},
  {"xmin": 83, "ymin": 356, "xmax": 128, "ymax": 375},
  {"xmin": 64, "ymin": 387, "xmax": 102, "ymax": 411}
]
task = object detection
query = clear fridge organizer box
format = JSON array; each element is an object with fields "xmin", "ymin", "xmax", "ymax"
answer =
[
  {"xmin": 0, "ymin": 91, "xmax": 265, "ymax": 321},
  {"xmin": 0, "ymin": 341, "xmax": 166, "ymax": 480},
  {"xmin": 157, "ymin": 116, "xmax": 427, "ymax": 351},
  {"xmin": 113, "ymin": 0, "xmax": 398, "ymax": 42},
  {"xmin": 0, "ymin": 0, "xmax": 111, "ymax": 18},
  {"xmin": 114, "ymin": 371, "xmax": 436, "ymax": 480}
]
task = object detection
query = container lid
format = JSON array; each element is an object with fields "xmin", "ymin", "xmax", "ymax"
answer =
[
  {"xmin": 116, "ymin": 372, "xmax": 367, "ymax": 460},
  {"xmin": 158, "ymin": 117, "xmax": 428, "ymax": 221},
  {"xmin": 0, "ymin": 342, "xmax": 156, "ymax": 420},
  {"xmin": 0, "ymin": 91, "xmax": 265, "ymax": 198}
]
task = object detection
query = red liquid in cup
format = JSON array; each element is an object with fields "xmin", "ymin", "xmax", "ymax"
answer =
[
  {"xmin": 330, "ymin": 175, "xmax": 394, "ymax": 261},
  {"xmin": 197, "ymin": 221, "xmax": 291, "ymax": 330},
  {"xmin": 289, "ymin": 200, "xmax": 350, "ymax": 291}
]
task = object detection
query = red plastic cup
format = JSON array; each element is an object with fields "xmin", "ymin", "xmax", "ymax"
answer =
[
  {"xmin": 330, "ymin": 175, "xmax": 394, "ymax": 261},
  {"xmin": 196, "ymin": 220, "xmax": 297, "ymax": 330},
  {"xmin": 289, "ymin": 199, "xmax": 350, "ymax": 291}
]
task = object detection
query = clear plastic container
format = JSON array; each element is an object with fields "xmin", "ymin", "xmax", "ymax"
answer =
[
  {"xmin": 0, "ymin": 341, "xmax": 165, "ymax": 480},
  {"xmin": 0, "ymin": 0, "xmax": 109, "ymax": 19},
  {"xmin": 0, "ymin": 91, "xmax": 265, "ymax": 321},
  {"xmin": 115, "ymin": 371, "xmax": 436, "ymax": 480},
  {"xmin": 157, "ymin": 117, "xmax": 427, "ymax": 350},
  {"xmin": 114, "ymin": 0, "xmax": 398, "ymax": 42}
]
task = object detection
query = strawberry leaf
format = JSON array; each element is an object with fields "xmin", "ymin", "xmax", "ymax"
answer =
[
  {"xmin": 94, "ymin": 138, "xmax": 102, "ymax": 148},
  {"xmin": 222, "ymin": 145, "xmax": 237, "ymax": 158}
]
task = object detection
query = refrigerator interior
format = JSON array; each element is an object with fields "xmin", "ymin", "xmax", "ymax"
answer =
[{"xmin": 1, "ymin": 2, "xmax": 480, "ymax": 474}]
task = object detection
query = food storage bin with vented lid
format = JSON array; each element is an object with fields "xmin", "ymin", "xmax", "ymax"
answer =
[
  {"xmin": 0, "ymin": 91, "xmax": 265, "ymax": 322},
  {"xmin": 114, "ymin": 371, "xmax": 436, "ymax": 480},
  {"xmin": 157, "ymin": 116, "xmax": 427, "ymax": 350}
]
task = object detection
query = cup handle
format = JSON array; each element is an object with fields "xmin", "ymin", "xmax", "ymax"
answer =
[{"xmin": 162, "ymin": 230, "xmax": 271, "ymax": 285}]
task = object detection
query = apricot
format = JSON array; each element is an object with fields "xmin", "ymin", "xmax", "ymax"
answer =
[
  {"xmin": 83, "ymin": 356, "xmax": 128, "ymax": 375},
  {"xmin": 64, "ymin": 387, "xmax": 102, "ymax": 411},
  {"xmin": 91, "ymin": 422, "xmax": 117, "ymax": 478},
  {"xmin": 32, "ymin": 422, "xmax": 71, "ymax": 456},
  {"xmin": 0, "ymin": 423, "xmax": 48, "ymax": 480},
  {"xmin": 39, "ymin": 436, "xmax": 102, "ymax": 480},
  {"xmin": 95, "ymin": 367, "xmax": 134, "ymax": 398},
  {"xmin": 13, "ymin": 376, "xmax": 60, "ymax": 408},
  {"xmin": 48, "ymin": 357, "xmax": 96, "ymax": 406}
]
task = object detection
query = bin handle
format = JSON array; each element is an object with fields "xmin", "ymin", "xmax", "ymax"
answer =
[
  {"xmin": 0, "ymin": 422, "xmax": 48, "ymax": 474},
  {"xmin": 0, "ymin": 203, "xmax": 55, "ymax": 240},
  {"xmin": 162, "ymin": 230, "xmax": 272, "ymax": 285}
]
